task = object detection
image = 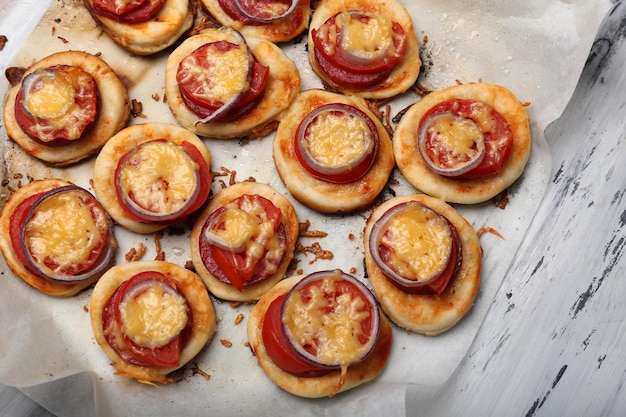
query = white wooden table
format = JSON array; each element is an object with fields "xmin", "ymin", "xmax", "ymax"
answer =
[{"xmin": 1, "ymin": 1, "xmax": 626, "ymax": 416}]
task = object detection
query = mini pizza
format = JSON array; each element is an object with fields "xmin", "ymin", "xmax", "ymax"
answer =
[
  {"xmin": 90, "ymin": 260, "xmax": 217, "ymax": 384},
  {"xmin": 393, "ymin": 83, "xmax": 532, "ymax": 204},
  {"xmin": 2, "ymin": 51, "xmax": 130, "ymax": 167},
  {"xmin": 190, "ymin": 181, "xmax": 299, "ymax": 302},
  {"xmin": 247, "ymin": 270, "xmax": 392, "ymax": 398},
  {"xmin": 165, "ymin": 27, "xmax": 300, "ymax": 139},
  {"xmin": 0, "ymin": 179, "xmax": 117, "ymax": 297},
  {"xmin": 307, "ymin": 0, "xmax": 420, "ymax": 100},
  {"xmin": 83, "ymin": 0, "xmax": 194, "ymax": 55},
  {"xmin": 93, "ymin": 122, "xmax": 212, "ymax": 234},
  {"xmin": 199, "ymin": 0, "xmax": 312, "ymax": 43},
  {"xmin": 272, "ymin": 89, "xmax": 395, "ymax": 213},
  {"xmin": 364, "ymin": 194, "xmax": 481, "ymax": 336}
]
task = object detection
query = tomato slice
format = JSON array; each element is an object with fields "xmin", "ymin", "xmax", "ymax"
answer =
[
  {"xmin": 419, "ymin": 99, "xmax": 513, "ymax": 179},
  {"xmin": 199, "ymin": 194, "xmax": 285, "ymax": 291},
  {"xmin": 293, "ymin": 103, "xmax": 379, "ymax": 184},
  {"xmin": 92, "ymin": 0, "xmax": 165, "ymax": 24},
  {"xmin": 177, "ymin": 41, "xmax": 268, "ymax": 123},
  {"xmin": 262, "ymin": 294, "xmax": 333, "ymax": 376},
  {"xmin": 10, "ymin": 188, "xmax": 111, "ymax": 279},
  {"xmin": 103, "ymin": 271, "xmax": 191, "ymax": 368},
  {"xmin": 15, "ymin": 65, "xmax": 99, "ymax": 145},
  {"xmin": 311, "ymin": 12, "xmax": 407, "ymax": 75},
  {"xmin": 114, "ymin": 139, "xmax": 210, "ymax": 224}
]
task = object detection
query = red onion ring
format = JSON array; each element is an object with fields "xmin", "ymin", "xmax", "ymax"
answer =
[
  {"xmin": 418, "ymin": 112, "xmax": 486, "ymax": 177},
  {"xmin": 19, "ymin": 185, "xmax": 116, "ymax": 284},
  {"xmin": 368, "ymin": 201, "xmax": 453, "ymax": 291},
  {"xmin": 280, "ymin": 270, "xmax": 380, "ymax": 369},
  {"xmin": 294, "ymin": 103, "xmax": 379, "ymax": 183},
  {"xmin": 232, "ymin": 0, "xmax": 298, "ymax": 23},
  {"xmin": 115, "ymin": 140, "xmax": 201, "ymax": 223}
]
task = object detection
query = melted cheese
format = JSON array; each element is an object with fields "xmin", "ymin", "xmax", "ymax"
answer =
[
  {"xmin": 282, "ymin": 274, "xmax": 371, "ymax": 365},
  {"xmin": 426, "ymin": 113, "xmax": 484, "ymax": 167},
  {"xmin": 208, "ymin": 197, "xmax": 284, "ymax": 269},
  {"xmin": 21, "ymin": 68, "xmax": 96, "ymax": 141},
  {"xmin": 336, "ymin": 12, "xmax": 394, "ymax": 56},
  {"xmin": 25, "ymin": 191, "xmax": 103, "ymax": 273},
  {"xmin": 380, "ymin": 204, "xmax": 452, "ymax": 281},
  {"xmin": 178, "ymin": 45, "xmax": 251, "ymax": 104},
  {"xmin": 118, "ymin": 141, "xmax": 198, "ymax": 214},
  {"xmin": 120, "ymin": 283, "xmax": 188, "ymax": 348},
  {"xmin": 305, "ymin": 110, "xmax": 373, "ymax": 167}
]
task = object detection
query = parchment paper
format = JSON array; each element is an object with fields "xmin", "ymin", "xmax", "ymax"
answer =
[{"xmin": 0, "ymin": 0, "xmax": 611, "ymax": 416}]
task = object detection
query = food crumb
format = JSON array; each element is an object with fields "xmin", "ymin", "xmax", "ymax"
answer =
[
  {"xmin": 234, "ymin": 313, "xmax": 244, "ymax": 326},
  {"xmin": 0, "ymin": 35, "xmax": 7, "ymax": 51},
  {"xmin": 125, "ymin": 242, "xmax": 147, "ymax": 262},
  {"xmin": 220, "ymin": 339, "xmax": 233, "ymax": 348},
  {"xmin": 192, "ymin": 364, "xmax": 211, "ymax": 381}
]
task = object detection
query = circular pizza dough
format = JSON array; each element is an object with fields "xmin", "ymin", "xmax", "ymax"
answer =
[
  {"xmin": 247, "ymin": 275, "xmax": 393, "ymax": 398},
  {"xmin": 93, "ymin": 122, "xmax": 212, "ymax": 234},
  {"xmin": 90, "ymin": 260, "xmax": 217, "ymax": 384},
  {"xmin": 165, "ymin": 27, "xmax": 301, "ymax": 139},
  {"xmin": 190, "ymin": 181, "xmax": 299, "ymax": 302},
  {"xmin": 199, "ymin": 0, "xmax": 311, "ymax": 43},
  {"xmin": 393, "ymin": 83, "xmax": 532, "ymax": 204},
  {"xmin": 3, "ymin": 51, "xmax": 130, "ymax": 167},
  {"xmin": 364, "ymin": 193, "xmax": 482, "ymax": 336},
  {"xmin": 307, "ymin": 0, "xmax": 420, "ymax": 100},
  {"xmin": 83, "ymin": 0, "xmax": 194, "ymax": 55},
  {"xmin": 0, "ymin": 178, "xmax": 117, "ymax": 297},
  {"xmin": 272, "ymin": 89, "xmax": 395, "ymax": 213}
]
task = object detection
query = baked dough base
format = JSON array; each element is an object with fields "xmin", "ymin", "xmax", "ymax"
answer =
[
  {"xmin": 90, "ymin": 260, "xmax": 217, "ymax": 384},
  {"xmin": 393, "ymin": 83, "xmax": 532, "ymax": 204},
  {"xmin": 0, "ymin": 179, "xmax": 116, "ymax": 297},
  {"xmin": 200, "ymin": 0, "xmax": 311, "ymax": 43},
  {"xmin": 93, "ymin": 122, "xmax": 212, "ymax": 234},
  {"xmin": 190, "ymin": 181, "xmax": 299, "ymax": 302},
  {"xmin": 272, "ymin": 89, "xmax": 395, "ymax": 213},
  {"xmin": 307, "ymin": 0, "xmax": 421, "ymax": 100},
  {"xmin": 83, "ymin": 0, "xmax": 194, "ymax": 55},
  {"xmin": 364, "ymin": 194, "xmax": 481, "ymax": 336},
  {"xmin": 247, "ymin": 275, "xmax": 393, "ymax": 398},
  {"xmin": 165, "ymin": 28, "xmax": 301, "ymax": 139},
  {"xmin": 2, "ymin": 51, "xmax": 130, "ymax": 167}
]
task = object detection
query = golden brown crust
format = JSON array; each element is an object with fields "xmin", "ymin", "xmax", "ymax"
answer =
[
  {"xmin": 247, "ymin": 275, "xmax": 392, "ymax": 398},
  {"xmin": 307, "ymin": 0, "xmax": 420, "ymax": 100},
  {"xmin": 364, "ymin": 194, "xmax": 481, "ymax": 336},
  {"xmin": 0, "ymin": 179, "xmax": 113, "ymax": 297},
  {"xmin": 199, "ymin": 0, "xmax": 311, "ymax": 43},
  {"xmin": 272, "ymin": 89, "xmax": 395, "ymax": 213},
  {"xmin": 2, "ymin": 51, "xmax": 130, "ymax": 167},
  {"xmin": 93, "ymin": 122, "xmax": 212, "ymax": 234},
  {"xmin": 83, "ymin": 0, "xmax": 194, "ymax": 55},
  {"xmin": 165, "ymin": 28, "xmax": 301, "ymax": 139},
  {"xmin": 90, "ymin": 260, "xmax": 217, "ymax": 384},
  {"xmin": 190, "ymin": 181, "xmax": 299, "ymax": 302},
  {"xmin": 393, "ymin": 83, "xmax": 532, "ymax": 204}
]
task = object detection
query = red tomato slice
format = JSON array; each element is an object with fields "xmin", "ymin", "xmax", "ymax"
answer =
[
  {"xmin": 10, "ymin": 188, "xmax": 110, "ymax": 278},
  {"xmin": 311, "ymin": 13, "xmax": 407, "ymax": 75},
  {"xmin": 114, "ymin": 140, "xmax": 210, "ymax": 224},
  {"xmin": 293, "ymin": 103, "xmax": 379, "ymax": 184},
  {"xmin": 261, "ymin": 294, "xmax": 333, "ymax": 376},
  {"xmin": 199, "ymin": 195, "xmax": 284, "ymax": 291},
  {"xmin": 419, "ymin": 99, "xmax": 513, "ymax": 179},
  {"xmin": 104, "ymin": 271, "xmax": 191, "ymax": 368},
  {"xmin": 92, "ymin": 0, "xmax": 165, "ymax": 24},
  {"xmin": 177, "ymin": 42, "xmax": 268, "ymax": 123},
  {"xmin": 15, "ymin": 65, "xmax": 99, "ymax": 144}
]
